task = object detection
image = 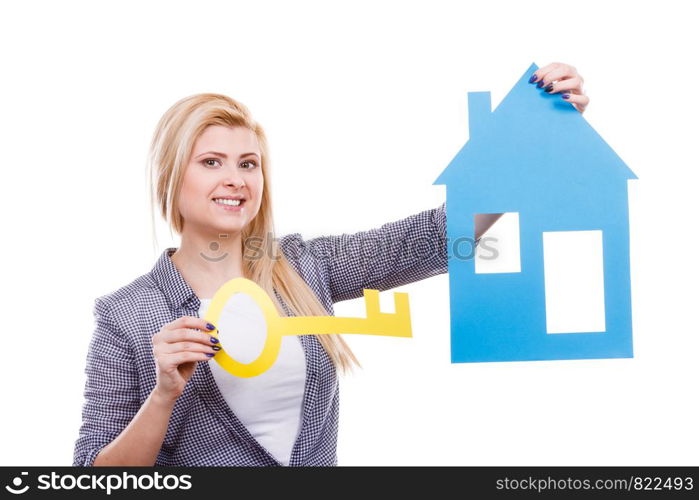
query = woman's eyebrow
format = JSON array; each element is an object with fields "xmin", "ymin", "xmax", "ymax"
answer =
[{"xmin": 195, "ymin": 151, "xmax": 260, "ymax": 159}]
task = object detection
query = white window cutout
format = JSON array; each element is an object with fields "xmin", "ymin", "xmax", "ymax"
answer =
[
  {"xmin": 475, "ymin": 212, "xmax": 521, "ymax": 274},
  {"xmin": 542, "ymin": 230, "xmax": 606, "ymax": 334}
]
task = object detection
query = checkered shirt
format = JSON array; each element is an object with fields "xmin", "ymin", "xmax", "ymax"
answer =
[{"xmin": 73, "ymin": 202, "xmax": 447, "ymax": 466}]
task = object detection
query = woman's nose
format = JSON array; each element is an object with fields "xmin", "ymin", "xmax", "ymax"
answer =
[
  {"xmin": 223, "ymin": 170, "xmax": 245, "ymax": 189},
  {"xmin": 225, "ymin": 177, "xmax": 245, "ymax": 188}
]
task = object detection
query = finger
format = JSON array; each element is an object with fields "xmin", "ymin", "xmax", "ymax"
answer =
[
  {"xmin": 161, "ymin": 328, "xmax": 221, "ymax": 346},
  {"xmin": 153, "ymin": 326, "xmax": 217, "ymax": 346},
  {"xmin": 153, "ymin": 317, "xmax": 217, "ymax": 343},
  {"xmin": 530, "ymin": 62, "xmax": 563, "ymax": 83},
  {"xmin": 160, "ymin": 341, "xmax": 219, "ymax": 355},
  {"xmin": 561, "ymin": 93, "xmax": 590, "ymax": 112},
  {"xmin": 540, "ymin": 66, "xmax": 578, "ymax": 86},
  {"xmin": 538, "ymin": 61, "xmax": 567, "ymax": 74},
  {"xmin": 169, "ymin": 316, "xmax": 217, "ymax": 333},
  {"xmin": 544, "ymin": 76, "xmax": 584, "ymax": 94},
  {"xmin": 533, "ymin": 63, "xmax": 578, "ymax": 88},
  {"xmin": 164, "ymin": 351, "xmax": 215, "ymax": 368},
  {"xmin": 530, "ymin": 61, "xmax": 569, "ymax": 85}
]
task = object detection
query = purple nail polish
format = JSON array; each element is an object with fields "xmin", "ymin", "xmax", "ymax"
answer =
[
  {"xmin": 562, "ymin": 94, "xmax": 571, "ymax": 100},
  {"xmin": 210, "ymin": 336, "xmax": 219, "ymax": 344},
  {"xmin": 537, "ymin": 80, "xmax": 545, "ymax": 88},
  {"xmin": 206, "ymin": 322, "xmax": 215, "ymax": 331},
  {"xmin": 206, "ymin": 353, "xmax": 215, "ymax": 357},
  {"xmin": 528, "ymin": 74, "xmax": 537, "ymax": 84}
]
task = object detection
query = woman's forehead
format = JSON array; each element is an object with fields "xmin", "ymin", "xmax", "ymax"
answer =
[{"xmin": 194, "ymin": 125, "xmax": 260, "ymax": 155}]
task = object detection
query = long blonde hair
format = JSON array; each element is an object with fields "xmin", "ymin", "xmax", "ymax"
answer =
[{"xmin": 146, "ymin": 93, "xmax": 359, "ymax": 375}]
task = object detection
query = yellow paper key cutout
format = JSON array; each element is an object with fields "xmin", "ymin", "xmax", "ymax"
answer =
[{"xmin": 202, "ymin": 277, "xmax": 412, "ymax": 377}]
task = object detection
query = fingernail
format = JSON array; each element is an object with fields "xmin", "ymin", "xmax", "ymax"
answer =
[
  {"xmin": 544, "ymin": 84, "xmax": 554, "ymax": 93},
  {"xmin": 562, "ymin": 94, "xmax": 570, "ymax": 100},
  {"xmin": 537, "ymin": 80, "xmax": 545, "ymax": 88},
  {"xmin": 206, "ymin": 353, "xmax": 215, "ymax": 357},
  {"xmin": 210, "ymin": 336, "xmax": 219, "ymax": 344},
  {"xmin": 206, "ymin": 322, "xmax": 216, "ymax": 331},
  {"xmin": 528, "ymin": 74, "xmax": 537, "ymax": 84},
  {"xmin": 212, "ymin": 345, "xmax": 221, "ymax": 351}
]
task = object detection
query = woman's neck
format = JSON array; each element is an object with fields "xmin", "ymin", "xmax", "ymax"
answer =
[{"xmin": 169, "ymin": 230, "xmax": 245, "ymax": 300}]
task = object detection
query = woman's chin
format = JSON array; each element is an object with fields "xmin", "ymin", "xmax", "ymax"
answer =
[
  {"xmin": 224, "ymin": 216, "xmax": 254, "ymax": 230},
  {"xmin": 210, "ymin": 221, "xmax": 244, "ymax": 233}
]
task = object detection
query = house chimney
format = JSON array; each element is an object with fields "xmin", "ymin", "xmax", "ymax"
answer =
[{"xmin": 468, "ymin": 92, "xmax": 492, "ymax": 140}]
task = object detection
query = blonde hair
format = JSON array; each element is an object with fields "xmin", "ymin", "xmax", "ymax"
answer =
[{"xmin": 146, "ymin": 93, "xmax": 360, "ymax": 375}]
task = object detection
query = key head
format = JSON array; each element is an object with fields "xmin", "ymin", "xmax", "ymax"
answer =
[{"xmin": 203, "ymin": 277, "xmax": 284, "ymax": 378}]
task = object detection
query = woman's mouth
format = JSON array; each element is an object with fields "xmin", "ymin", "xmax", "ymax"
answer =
[{"xmin": 213, "ymin": 198, "xmax": 245, "ymax": 211}]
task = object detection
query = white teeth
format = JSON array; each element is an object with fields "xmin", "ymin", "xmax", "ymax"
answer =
[{"xmin": 214, "ymin": 198, "xmax": 242, "ymax": 206}]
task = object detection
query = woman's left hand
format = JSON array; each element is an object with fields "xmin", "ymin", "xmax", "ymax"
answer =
[{"xmin": 529, "ymin": 62, "xmax": 589, "ymax": 113}]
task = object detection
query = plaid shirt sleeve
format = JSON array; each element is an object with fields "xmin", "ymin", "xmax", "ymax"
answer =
[
  {"xmin": 72, "ymin": 297, "xmax": 142, "ymax": 466},
  {"xmin": 285, "ymin": 202, "xmax": 448, "ymax": 303}
]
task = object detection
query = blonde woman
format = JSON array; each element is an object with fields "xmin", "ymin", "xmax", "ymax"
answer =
[{"xmin": 73, "ymin": 62, "xmax": 588, "ymax": 466}]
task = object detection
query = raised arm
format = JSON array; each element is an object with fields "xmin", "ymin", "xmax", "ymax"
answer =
[
  {"xmin": 280, "ymin": 202, "xmax": 504, "ymax": 304},
  {"xmin": 281, "ymin": 203, "xmax": 448, "ymax": 303}
]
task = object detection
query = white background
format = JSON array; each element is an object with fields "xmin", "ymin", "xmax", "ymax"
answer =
[{"xmin": 0, "ymin": 0, "xmax": 697, "ymax": 466}]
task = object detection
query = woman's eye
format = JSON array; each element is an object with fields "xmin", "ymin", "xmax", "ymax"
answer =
[
  {"xmin": 202, "ymin": 158, "xmax": 222, "ymax": 168},
  {"xmin": 202, "ymin": 158, "xmax": 258, "ymax": 169}
]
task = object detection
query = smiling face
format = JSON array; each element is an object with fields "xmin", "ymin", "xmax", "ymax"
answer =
[{"xmin": 178, "ymin": 125, "xmax": 264, "ymax": 239}]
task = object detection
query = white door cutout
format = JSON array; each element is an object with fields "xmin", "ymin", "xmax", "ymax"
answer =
[{"xmin": 542, "ymin": 230, "xmax": 606, "ymax": 334}]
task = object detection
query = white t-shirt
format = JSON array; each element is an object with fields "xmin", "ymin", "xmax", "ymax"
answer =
[{"xmin": 198, "ymin": 293, "xmax": 306, "ymax": 466}]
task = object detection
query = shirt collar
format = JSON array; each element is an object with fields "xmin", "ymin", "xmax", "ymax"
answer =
[
  {"xmin": 150, "ymin": 247, "xmax": 290, "ymax": 315},
  {"xmin": 150, "ymin": 247, "xmax": 201, "ymax": 311}
]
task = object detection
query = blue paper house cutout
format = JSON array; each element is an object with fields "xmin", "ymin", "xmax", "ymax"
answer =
[{"xmin": 434, "ymin": 62, "xmax": 637, "ymax": 363}]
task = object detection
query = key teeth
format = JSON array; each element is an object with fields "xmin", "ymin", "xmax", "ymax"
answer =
[
  {"xmin": 363, "ymin": 289, "xmax": 411, "ymax": 316},
  {"xmin": 363, "ymin": 289, "xmax": 381, "ymax": 315},
  {"xmin": 393, "ymin": 292, "xmax": 410, "ymax": 314},
  {"xmin": 392, "ymin": 292, "xmax": 412, "ymax": 338}
]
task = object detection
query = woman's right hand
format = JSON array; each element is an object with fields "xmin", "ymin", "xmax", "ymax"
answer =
[{"xmin": 151, "ymin": 316, "xmax": 220, "ymax": 402}]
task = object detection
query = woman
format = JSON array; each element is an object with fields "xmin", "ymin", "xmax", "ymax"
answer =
[{"xmin": 73, "ymin": 62, "xmax": 588, "ymax": 466}]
